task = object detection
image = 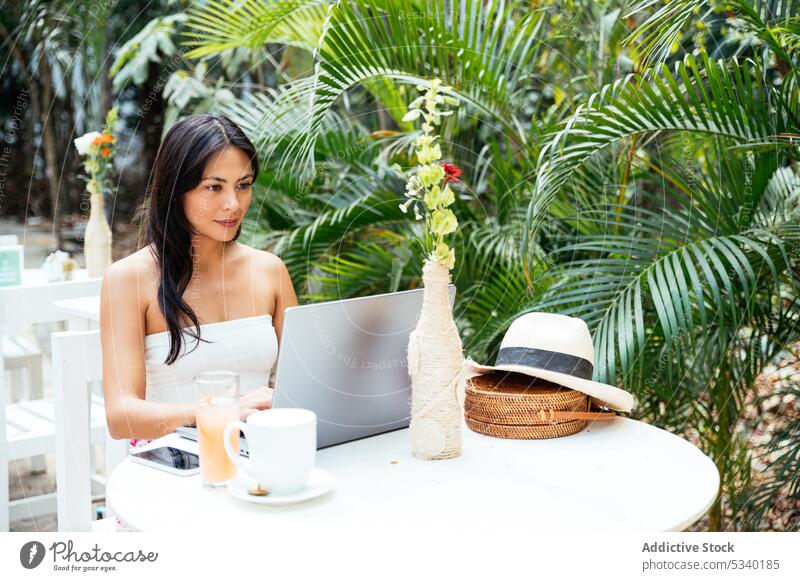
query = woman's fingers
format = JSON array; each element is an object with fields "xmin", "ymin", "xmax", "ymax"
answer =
[
  {"xmin": 263, "ymin": 386, "xmax": 274, "ymax": 409},
  {"xmin": 240, "ymin": 407, "xmax": 257, "ymax": 421},
  {"xmin": 251, "ymin": 386, "xmax": 273, "ymax": 409},
  {"xmin": 238, "ymin": 386, "xmax": 274, "ymax": 415}
]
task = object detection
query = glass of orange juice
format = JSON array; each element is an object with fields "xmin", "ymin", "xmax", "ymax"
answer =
[{"xmin": 194, "ymin": 371, "xmax": 240, "ymax": 488}]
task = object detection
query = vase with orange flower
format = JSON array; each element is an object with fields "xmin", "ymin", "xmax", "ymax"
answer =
[{"xmin": 74, "ymin": 107, "xmax": 118, "ymax": 277}]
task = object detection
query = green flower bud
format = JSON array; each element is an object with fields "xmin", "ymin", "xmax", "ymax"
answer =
[
  {"xmin": 417, "ymin": 162, "xmax": 444, "ymax": 187},
  {"xmin": 431, "ymin": 242, "xmax": 455, "ymax": 269},
  {"xmin": 416, "ymin": 144, "xmax": 442, "ymax": 165},
  {"xmin": 430, "ymin": 208, "xmax": 458, "ymax": 236}
]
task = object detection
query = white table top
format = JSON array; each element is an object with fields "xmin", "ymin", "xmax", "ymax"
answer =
[
  {"xmin": 52, "ymin": 295, "xmax": 100, "ymax": 322},
  {"xmin": 107, "ymin": 417, "xmax": 719, "ymax": 532},
  {"xmin": 21, "ymin": 267, "xmax": 91, "ymax": 286}
]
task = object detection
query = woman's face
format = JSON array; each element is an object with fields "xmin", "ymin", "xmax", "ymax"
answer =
[{"xmin": 182, "ymin": 146, "xmax": 254, "ymax": 243}]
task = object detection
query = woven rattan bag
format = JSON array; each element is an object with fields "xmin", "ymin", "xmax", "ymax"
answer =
[{"xmin": 464, "ymin": 371, "xmax": 615, "ymax": 439}]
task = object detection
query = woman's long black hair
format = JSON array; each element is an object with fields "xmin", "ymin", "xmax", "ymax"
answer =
[{"xmin": 142, "ymin": 114, "xmax": 259, "ymax": 364}]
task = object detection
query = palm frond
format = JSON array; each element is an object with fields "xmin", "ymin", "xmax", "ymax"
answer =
[
  {"xmin": 269, "ymin": 188, "xmax": 408, "ymax": 283},
  {"xmin": 184, "ymin": 0, "xmax": 546, "ymax": 178},
  {"xmin": 183, "ymin": 0, "xmax": 329, "ymax": 57},
  {"xmin": 624, "ymin": 0, "xmax": 710, "ymax": 67},
  {"xmin": 727, "ymin": 0, "xmax": 800, "ymax": 71},
  {"xmin": 306, "ymin": 235, "xmax": 414, "ymax": 301},
  {"xmin": 525, "ymin": 53, "xmax": 784, "ymax": 252},
  {"xmin": 110, "ymin": 13, "xmax": 187, "ymax": 90},
  {"xmin": 219, "ymin": 75, "xmax": 319, "ymax": 159},
  {"xmin": 460, "ymin": 257, "xmax": 543, "ymax": 362},
  {"xmin": 530, "ymin": 182, "xmax": 795, "ymax": 390}
]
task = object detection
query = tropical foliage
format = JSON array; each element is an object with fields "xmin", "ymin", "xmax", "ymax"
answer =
[{"xmin": 152, "ymin": 0, "xmax": 799, "ymax": 530}]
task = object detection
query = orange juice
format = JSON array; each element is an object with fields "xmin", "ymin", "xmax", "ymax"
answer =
[{"xmin": 197, "ymin": 397, "xmax": 240, "ymax": 487}]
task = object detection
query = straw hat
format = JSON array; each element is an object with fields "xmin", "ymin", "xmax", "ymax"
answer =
[{"xmin": 463, "ymin": 312, "xmax": 635, "ymax": 412}]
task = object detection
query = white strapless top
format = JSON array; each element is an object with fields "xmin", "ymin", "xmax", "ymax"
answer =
[{"xmin": 144, "ymin": 314, "xmax": 278, "ymax": 405}]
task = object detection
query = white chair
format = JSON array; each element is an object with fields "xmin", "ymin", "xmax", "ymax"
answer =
[
  {"xmin": 0, "ymin": 356, "xmax": 7, "ymax": 532},
  {"xmin": 52, "ymin": 329, "xmax": 128, "ymax": 531},
  {"xmin": 0, "ymin": 278, "xmax": 104, "ymax": 530},
  {"xmin": 0, "ymin": 327, "xmax": 126, "ymax": 531},
  {"xmin": 3, "ymin": 336, "xmax": 43, "ymax": 406},
  {"xmin": 1, "ymin": 344, "xmax": 110, "ymax": 530},
  {"xmin": 1, "ymin": 278, "xmax": 101, "ymax": 406},
  {"xmin": 1, "ymin": 278, "xmax": 100, "ymax": 472}
]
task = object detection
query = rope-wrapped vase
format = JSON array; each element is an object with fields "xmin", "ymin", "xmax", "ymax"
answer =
[{"xmin": 407, "ymin": 260, "xmax": 463, "ymax": 460}]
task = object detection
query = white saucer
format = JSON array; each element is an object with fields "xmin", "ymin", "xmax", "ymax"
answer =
[{"xmin": 226, "ymin": 468, "xmax": 335, "ymax": 505}]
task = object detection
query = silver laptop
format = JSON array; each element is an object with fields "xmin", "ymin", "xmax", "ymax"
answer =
[{"xmin": 272, "ymin": 285, "xmax": 456, "ymax": 449}]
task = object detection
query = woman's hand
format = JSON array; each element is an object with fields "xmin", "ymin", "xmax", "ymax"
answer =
[{"xmin": 238, "ymin": 385, "xmax": 274, "ymax": 420}]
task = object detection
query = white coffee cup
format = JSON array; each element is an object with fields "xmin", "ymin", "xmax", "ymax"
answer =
[{"xmin": 223, "ymin": 408, "xmax": 317, "ymax": 494}]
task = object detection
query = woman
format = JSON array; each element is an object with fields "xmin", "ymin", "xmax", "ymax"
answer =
[{"xmin": 100, "ymin": 114, "xmax": 298, "ymax": 449}]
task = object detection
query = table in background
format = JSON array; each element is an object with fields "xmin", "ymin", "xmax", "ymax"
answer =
[
  {"xmin": 52, "ymin": 295, "xmax": 100, "ymax": 331},
  {"xmin": 1, "ymin": 267, "xmax": 96, "ymax": 346},
  {"xmin": 20, "ymin": 268, "xmax": 89, "ymax": 286},
  {"xmin": 107, "ymin": 417, "xmax": 720, "ymax": 532}
]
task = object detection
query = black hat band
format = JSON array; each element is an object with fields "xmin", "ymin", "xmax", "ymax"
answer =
[{"xmin": 495, "ymin": 346, "xmax": 594, "ymax": 380}]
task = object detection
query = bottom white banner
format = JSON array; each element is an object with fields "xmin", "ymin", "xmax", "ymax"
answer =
[{"xmin": 1, "ymin": 527, "xmax": 798, "ymax": 580}]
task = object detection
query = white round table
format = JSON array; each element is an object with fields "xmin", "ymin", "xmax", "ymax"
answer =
[{"xmin": 107, "ymin": 417, "xmax": 719, "ymax": 532}]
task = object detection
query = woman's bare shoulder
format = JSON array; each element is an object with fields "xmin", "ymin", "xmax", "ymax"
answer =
[
  {"xmin": 237, "ymin": 243, "xmax": 286, "ymax": 273},
  {"xmin": 102, "ymin": 246, "xmax": 159, "ymax": 298}
]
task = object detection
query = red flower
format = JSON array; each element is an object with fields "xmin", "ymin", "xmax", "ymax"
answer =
[{"xmin": 441, "ymin": 163, "xmax": 462, "ymax": 183}]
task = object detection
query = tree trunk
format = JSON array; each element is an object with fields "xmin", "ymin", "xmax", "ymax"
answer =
[
  {"xmin": 136, "ymin": 61, "xmax": 166, "ymax": 201},
  {"xmin": 61, "ymin": 71, "xmax": 79, "ymax": 217},
  {"xmin": 39, "ymin": 54, "xmax": 62, "ymax": 247},
  {"xmin": 0, "ymin": 20, "xmax": 39, "ymax": 217},
  {"xmin": 100, "ymin": 28, "xmax": 114, "ymax": 225},
  {"xmin": 101, "ymin": 31, "xmax": 112, "ymax": 115},
  {"xmin": 25, "ymin": 75, "xmax": 46, "ymax": 219}
]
